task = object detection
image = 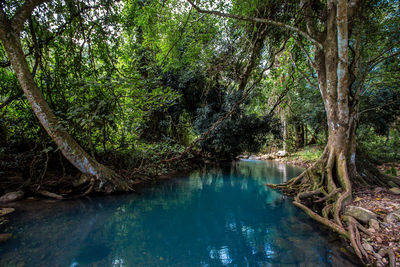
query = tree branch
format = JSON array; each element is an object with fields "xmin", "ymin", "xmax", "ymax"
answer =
[
  {"xmin": 186, "ymin": 0, "xmax": 323, "ymax": 49},
  {"xmin": 12, "ymin": 0, "xmax": 51, "ymax": 33},
  {"xmin": 289, "ymin": 50, "xmax": 319, "ymax": 90},
  {"xmin": 293, "ymin": 37, "xmax": 316, "ymax": 69},
  {"xmin": 0, "ymin": 91, "xmax": 24, "ymax": 110},
  {"xmin": 0, "ymin": 5, "xmax": 10, "ymax": 36}
]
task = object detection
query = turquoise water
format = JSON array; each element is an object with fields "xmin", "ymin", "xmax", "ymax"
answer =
[{"xmin": 0, "ymin": 160, "xmax": 359, "ymax": 266}]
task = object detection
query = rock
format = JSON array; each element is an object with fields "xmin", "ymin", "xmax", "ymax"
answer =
[
  {"xmin": 260, "ymin": 154, "xmax": 272, "ymax": 160},
  {"xmin": 0, "ymin": 191, "xmax": 24, "ymax": 203},
  {"xmin": 345, "ymin": 205, "xmax": 377, "ymax": 224},
  {"xmin": 384, "ymin": 209, "xmax": 400, "ymax": 224},
  {"xmin": 369, "ymin": 219, "xmax": 380, "ymax": 231},
  {"xmin": 0, "ymin": 233, "xmax": 12, "ymax": 243},
  {"xmin": 388, "ymin": 187, "xmax": 400, "ymax": 195},
  {"xmin": 362, "ymin": 242, "xmax": 374, "ymax": 252},
  {"xmin": 276, "ymin": 150, "xmax": 287, "ymax": 157},
  {"xmin": 384, "ymin": 213, "xmax": 396, "ymax": 224}
]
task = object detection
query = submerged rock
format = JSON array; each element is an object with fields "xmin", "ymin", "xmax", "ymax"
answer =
[
  {"xmin": 0, "ymin": 191, "xmax": 24, "ymax": 203},
  {"xmin": 344, "ymin": 206, "xmax": 377, "ymax": 224}
]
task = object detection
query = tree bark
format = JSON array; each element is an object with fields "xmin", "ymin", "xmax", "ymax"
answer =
[
  {"xmin": 294, "ymin": 120, "xmax": 304, "ymax": 149},
  {"xmin": 0, "ymin": 18, "xmax": 130, "ymax": 192}
]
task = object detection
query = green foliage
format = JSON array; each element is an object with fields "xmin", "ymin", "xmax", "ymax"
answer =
[
  {"xmin": 287, "ymin": 146, "xmax": 323, "ymax": 162},
  {"xmin": 1, "ymin": 0, "xmax": 399, "ymax": 182},
  {"xmin": 358, "ymin": 127, "xmax": 400, "ymax": 162},
  {"xmin": 194, "ymin": 90, "xmax": 281, "ymax": 158}
]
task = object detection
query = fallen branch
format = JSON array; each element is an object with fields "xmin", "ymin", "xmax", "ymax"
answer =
[{"xmin": 37, "ymin": 190, "xmax": 63, "ymax": 200}]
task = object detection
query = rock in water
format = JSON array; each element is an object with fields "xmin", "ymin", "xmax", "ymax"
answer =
[
  {"xmin": 344, "ymin": 205, "xmax": 377, "ymax": 224},
  {"xmin": 0, "ymin": 191, "xmax": 24, "ymax": 203}
]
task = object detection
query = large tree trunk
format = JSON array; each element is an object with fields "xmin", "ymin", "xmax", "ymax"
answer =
[
  {"xmin": 0, "ymin": 28, "xmax": 130, "ymax": 192},
  {"xmin": 270, "ymin": 1, "xmax": 400, "ymax": 264}
]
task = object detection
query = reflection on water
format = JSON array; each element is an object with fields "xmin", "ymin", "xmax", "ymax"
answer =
[{"xmin": 0, "ymin": 160, "xmax": 359, "ymax": 266}]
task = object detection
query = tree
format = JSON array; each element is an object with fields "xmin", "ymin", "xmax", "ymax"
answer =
[
  {"xmin": 0, "ymin": 0, "xmax": 130, "ymax": 192},
  {"xmin": 187, "ymin": 0, "xmax": 400, "ymax": 263}
]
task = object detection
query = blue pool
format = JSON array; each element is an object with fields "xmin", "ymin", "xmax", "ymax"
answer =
[{"xmin": 0, "ymin": 160, "xmax": 359, "ymax": 266}]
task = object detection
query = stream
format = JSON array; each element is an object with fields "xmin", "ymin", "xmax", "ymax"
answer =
[{"xmin": 0, "ymin": 160, "xmax": 360, "ymax": 266}]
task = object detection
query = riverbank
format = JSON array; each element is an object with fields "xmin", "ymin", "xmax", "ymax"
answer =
[
  {"xmin": 0, "ymin": 153, "xmax": 208, "ymax": 244},
  {"xmin": 240, "ymin": 149, "xmax": 400, "ymax": 266}
]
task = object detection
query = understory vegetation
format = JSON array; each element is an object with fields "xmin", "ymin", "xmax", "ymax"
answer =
[{"xmin": 0, "ymin": 0, "xmax": 399, "ymax": 265}]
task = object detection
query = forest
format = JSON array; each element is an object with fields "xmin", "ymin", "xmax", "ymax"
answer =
[{"xmin": 0, "ymin": 0, "xmax": 400, "ymax": 266}]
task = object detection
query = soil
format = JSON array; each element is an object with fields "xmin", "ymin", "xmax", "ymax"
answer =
[{"xmin": 350, "ymin": 187, "xmax": 400, "ymax": 266}]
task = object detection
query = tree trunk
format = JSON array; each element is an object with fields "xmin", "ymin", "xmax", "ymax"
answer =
[
  {"xmin": 294, "ymin": 120, "xmax": 304, "ymax": 149},
  {"xmin": 270, "ymin": 1, "xmax": 400, "ymax": 263},
  {"xmin": 280, "ymin": 109, "xmax": 288, "ymax": 152},
  {"xmin": 0, "ymin": 29, "xmax": 130, "ymax": 192}
]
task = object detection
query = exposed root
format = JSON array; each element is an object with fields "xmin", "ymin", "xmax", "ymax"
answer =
[
  {"xmin": 70, "ymin": 179, "xmax": 95, "ymax": 199},
  {"xmin": 293, "ymin": 200, "xmax": 349, "ymax": 238},
  {"xmin": 296, "ymin": 189, "xmax": 321, "ymax": 201},
  {"xmin": 315, "ymin": 188, "xmax": 341, "ymax": 203},
  {"xmin": 346, "ymin": 215, "xmax": 369, "ymax": 263},
  {"xmin": 385, "ymin": 249, "xmax": 396, "ymax": 267},
  {"xmin": 348, "ymin": 220, "xmax": 363, "ymax": 262},
  {"xmin": 94, "ymin": 163, "xmax": 133, "ymax": 192},
  {"xmin": 37, "ymin": 190, "xmax": 63, "ymax": 200},
  {"xmin": 268, "ymin": 146, "xmax": 395, "ymax": 266}
]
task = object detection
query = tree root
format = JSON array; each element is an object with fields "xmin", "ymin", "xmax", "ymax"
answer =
[
  {"xmin": 94, "ymin": 163, "xmax": 134, "ymax": 192},
  {"xmin": 70, "ymin": 179, "xmax": 95, "ymax": 199},
  {"xmin": 37, "ymin": 190, "xmax": 63, "ymax": 200},
  {"xmin": 315, "ymin": 188, "xmax": 341, "ymax": 202},
  {"xmin": 382, "ymin": 249, "xmax": 396, "ymax": 267},
  {"xmin": 267, "ymin": 148, "xmax": 396, "ymax": 266}
]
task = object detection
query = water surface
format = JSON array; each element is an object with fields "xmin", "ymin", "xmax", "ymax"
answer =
[{"xmin": 0, "ymin": 160, "xmax": 359, "ymax": 266}]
